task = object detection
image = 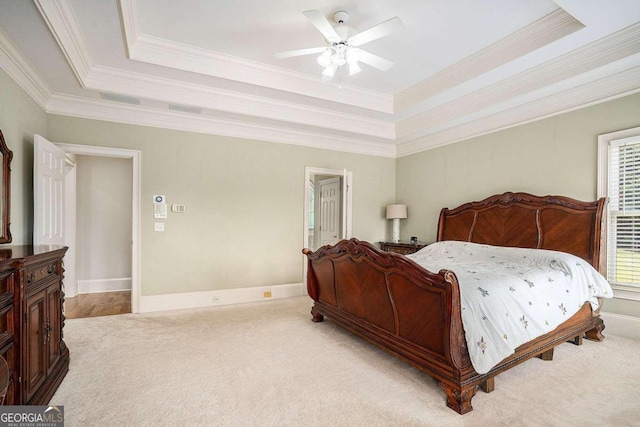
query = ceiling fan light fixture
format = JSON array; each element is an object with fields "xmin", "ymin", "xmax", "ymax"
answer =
[
  {"xmin": 275, "ymin": 10, "xmax": 403, "ymax": 82},
  {"xmin": 322, "ymin": 65, "xmax": 336, "ymax": 78},
  {"xmin": 317, "ymin": 49, "xmax": 332, "ymax": 67},
  {"xmin": 346, "ymin": 48, "xmax": 359, "ymax": 65}
]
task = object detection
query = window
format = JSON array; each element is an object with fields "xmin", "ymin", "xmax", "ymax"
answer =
[{"xmin": 598, "ymin": 126, "xmax": 640, "ymax": 299}]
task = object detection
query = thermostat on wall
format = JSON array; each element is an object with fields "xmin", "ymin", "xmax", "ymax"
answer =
[{"xmin": 153, "ymin": 194, "xmax": 167, "ymax": 219}]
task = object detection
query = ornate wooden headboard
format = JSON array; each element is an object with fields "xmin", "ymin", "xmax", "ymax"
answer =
[{"xmin": 437, "ymin": 192, "xmax": 607, "ymax": 273}]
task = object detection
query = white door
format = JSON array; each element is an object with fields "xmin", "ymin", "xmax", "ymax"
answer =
[
  {"xmin": 318, "ymin": 176, "xmax": 341, "ymax": 246},
  {"xmin": 34, "ymin": 135, "xmax": 66, "ymax": 246}
]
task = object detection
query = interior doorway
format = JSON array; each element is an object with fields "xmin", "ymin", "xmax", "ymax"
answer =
[
  {"xmin": 66, "ymin": 155, "xmax": 133, "ymax": 318},
  {"xmin": 55, "ymin": 143, "xmax": 141, "ymax": 314},
  {"xmin": 303, "ymin": 167, "xmax": 353, "ymax": 281}
]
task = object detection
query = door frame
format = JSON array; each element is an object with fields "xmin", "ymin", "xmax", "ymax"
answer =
[
  {"xmin": 56, "ymin": 143, "xmax": 141, "ymax": 313},
  {"xmin": 303, "ymin": 167, "xmax": 353, "ymax": 289}
]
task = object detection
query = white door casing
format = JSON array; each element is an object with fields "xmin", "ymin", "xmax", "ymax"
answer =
[
  {"xmin": 63, "ymin": 155, "xmax": 77, "ymax": 297},
  {"xmin": 34, "ymin": 134, "xmax": 66, "ymax": 246}
]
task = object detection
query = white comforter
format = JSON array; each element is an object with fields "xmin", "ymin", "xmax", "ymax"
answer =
[{"xmin": 406, "ymin": 241, "xmax": 613, "ymax": 374}]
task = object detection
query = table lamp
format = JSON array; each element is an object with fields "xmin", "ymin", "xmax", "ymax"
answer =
[{"xmin": 386, "ymin": 204, "xmax": 407, "ymax": 243}]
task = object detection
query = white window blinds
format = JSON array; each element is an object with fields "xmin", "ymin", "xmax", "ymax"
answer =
[{"xmin": 608, "ymin": 137, "xmax": 640, "ymax": 286}]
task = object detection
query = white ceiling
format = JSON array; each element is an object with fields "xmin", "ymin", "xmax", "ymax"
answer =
[{"xmin": 1, "ymin": 0, "xmax": 640, "ymax": 157}]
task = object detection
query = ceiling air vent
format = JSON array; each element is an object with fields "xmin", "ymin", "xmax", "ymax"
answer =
[
  {"xmin": 169, "ymin": 104, "xmax": 202, "ymax": 115},
  {"xmin": 101, "ymin": 92, "xmax": 141, "ymax": 105}
]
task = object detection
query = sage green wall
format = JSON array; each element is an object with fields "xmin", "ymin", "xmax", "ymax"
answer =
[
  {"xmin": 398, "ymin": 93, "xmax": 640, "ymax": 242},
  {"xmin": 47, "ymin": 115, "xmax": 396, "ymax": 296},
  {"xmin": 0, "ymin": 69, "xmax": 47, "ymax": 245},
  {"xmin": 397, "ymin": 91, "xmax": 640, "ymax": 318}
]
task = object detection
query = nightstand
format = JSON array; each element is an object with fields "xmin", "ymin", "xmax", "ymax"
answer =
[{"xmin": 379, "ymin": 241, "xmax": 428, "ymax": 255}]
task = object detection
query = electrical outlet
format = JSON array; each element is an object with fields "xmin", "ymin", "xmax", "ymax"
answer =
[{"xmin": 263, "ymin": 291, "xmax": 272, "ymax": 298}]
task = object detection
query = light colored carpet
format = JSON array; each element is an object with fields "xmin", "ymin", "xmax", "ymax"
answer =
[{"xmin": 52, "ymin": 296, "xmax": 640, "ymax": 426}]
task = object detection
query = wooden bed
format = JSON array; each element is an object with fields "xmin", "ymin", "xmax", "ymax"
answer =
[{"xmin": 302, "ymin": 192, "xmax": 608, "ymax": 414}]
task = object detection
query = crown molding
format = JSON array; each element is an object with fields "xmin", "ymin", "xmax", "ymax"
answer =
[
  {"xmin": 0, "ymin": 27, "xmax": 52, "ymax": 109},
  {"xmin": 130, "ymin": 34, "xmax": 393, "ymax": 114},
  {"xmin": 34, "ymin": 0, "xmax": 93, "ymax": 85},
  {"xmin": 117, "ymin": 0, "xmax": 139, "ymax": 55},
  {"xmin": 46, "ymin": 94, "xmax": 396, "ymax": 158},
  {"xmin": 397, "ymin": 22, "xmax": 640, "ymax": 139},
  {"xmin": 394, "ymin": 8, "xmax": 584, "ymax": 113},
  {"xmin": 396, "ymin": 65, "xmax": 640, "ymax": 157},
  {"xmin": 86, "ymin": 66, "xmax": 395, "ymax": 139}
]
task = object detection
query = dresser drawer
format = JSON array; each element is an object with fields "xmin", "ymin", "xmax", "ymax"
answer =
[
  {"xmin": 0, "ymin": 272, "xmax": 14, "ymax": 296},
  {"xmin": 0, "ymin": 305, "xmax": 13, "ymax": 347},
  {"xmin": 26, "ymin": 261, "xmax": 60, "ymax": 289}
]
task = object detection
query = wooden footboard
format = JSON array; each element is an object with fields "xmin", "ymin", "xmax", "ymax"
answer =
[
  {"xmin": 304, "ymin": 239, "xmax": 470, "ymax": 373},
  {"xmin": 303, "ymin": 238, "xmax": 605, "ymax": 414}
]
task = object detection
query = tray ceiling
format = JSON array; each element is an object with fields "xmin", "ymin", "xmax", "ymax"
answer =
[{"xmin": 1, "ymin": 0, "xmax": 639, "ymax": 157}]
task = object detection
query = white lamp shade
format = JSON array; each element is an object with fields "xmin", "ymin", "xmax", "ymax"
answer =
[{"xmin": 386, "ymin": 204, "xmax": 407, "ymax": 219}]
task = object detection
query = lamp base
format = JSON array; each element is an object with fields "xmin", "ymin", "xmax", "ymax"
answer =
[{"xmin": 392, "ymin": 218, "xmax": 400, "ymax": 243}]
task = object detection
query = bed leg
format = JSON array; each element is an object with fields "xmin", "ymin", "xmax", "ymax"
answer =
[
  {"xmin": 310, "ymin": 307, "xmax": 324, "ymax": 323},
  {"xmin": 585, "ymin": 318, "xmax": 605, "ymax": 341},
  {"xmin": 568, "ymin": 335, "xmax": 583, "ymax": 346},
  {"xmin": 439, "ymin": 382, "xmax": 477, "ymax": 414},
  {"xmin": 480, "ymin": 377, "xmax": 495, "ymax": 393},
  {"xmin": 537, "ymin": 348, "xmax": 554, "ymax": 361}
]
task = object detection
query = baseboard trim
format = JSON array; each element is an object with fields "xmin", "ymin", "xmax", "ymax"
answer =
[
  {"xmin": 138, "ymin": 282, "xmax": 306, "ymax": 313},
  {"xmin": 77, "ymin": 278, "xmax": 132, "ymax": 294},
  {"xmin": 600, "ymin": 312, "xmax": 640, "ymax": 341}
]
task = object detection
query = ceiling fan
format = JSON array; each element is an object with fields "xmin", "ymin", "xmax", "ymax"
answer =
[{"xmin": 274, "ymin": 10, "xmax": 404, "ymax": 81}]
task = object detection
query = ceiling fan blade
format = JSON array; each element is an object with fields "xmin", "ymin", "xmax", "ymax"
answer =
[
  {"xmin": 348, "ymin": 17, "xmax": 404, "ymax": 47},
  {"xmin": 303, "ymin": 10, "xmax": 341, "ymax": 43},
  {"xmin": 356, "ymin": 49, "xmax": 394, "ymax": 71},
  {"xmin": 274, "ymin": 47, "xmax": 327, "ymax": 59}
]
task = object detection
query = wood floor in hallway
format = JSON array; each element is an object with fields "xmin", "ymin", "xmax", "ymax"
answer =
[{"xmin": 65, "ymin": 290, "xmax": 131, "ymax": 318}]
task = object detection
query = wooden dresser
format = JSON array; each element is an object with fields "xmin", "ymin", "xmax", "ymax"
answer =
[
  {"xmin": 0, "ymin": 245, "xmax": 69, "ymax": 405},
  {"xmin": 379, "ymin": 241, "xmax": 427, "ymax": 255}
]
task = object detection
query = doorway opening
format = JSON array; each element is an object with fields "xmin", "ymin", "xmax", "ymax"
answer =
[
  {"xmin": 56, "ymin": 143, "xmax": 141, "ymax": 314},
  {"xmin": 303, "ymin": 167, "xmax": 353, "ymax": 284}
]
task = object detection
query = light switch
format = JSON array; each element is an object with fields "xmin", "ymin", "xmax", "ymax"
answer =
[{"xmin": 154, "ymin": 222, "xmax": 165, "ymax": 232}]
